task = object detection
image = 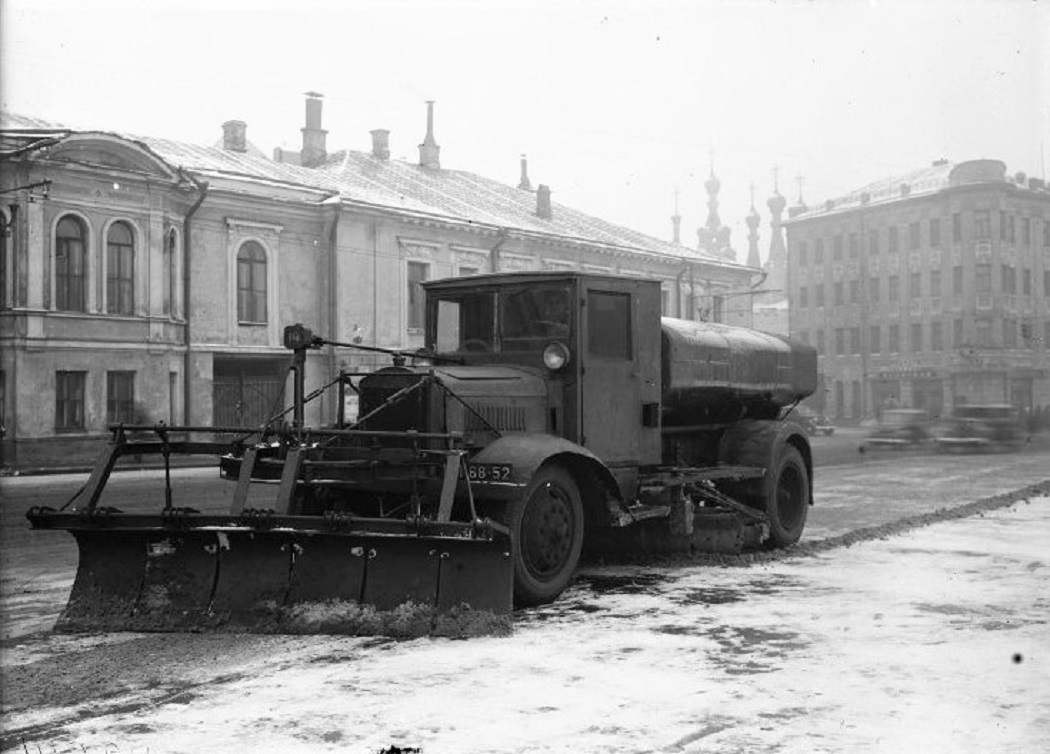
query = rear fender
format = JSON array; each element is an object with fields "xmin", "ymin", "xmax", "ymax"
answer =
[
  {"xmin": 469, "ymin": 434, "xmax": 623, "ymax": 524},
  {"xmin": 718, "ymin": 420, "xmax": 814, "ymax": 505}
]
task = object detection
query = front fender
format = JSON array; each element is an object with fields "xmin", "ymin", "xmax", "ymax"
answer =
[{"xmin": 468, "ymin": 434, "xmax": 618, "ymax": 504}]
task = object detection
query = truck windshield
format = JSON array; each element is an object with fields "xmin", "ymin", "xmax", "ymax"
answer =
[
  {"xmin": 434, "ymin": 292, "xmax": 496, "ymax": 353},
  {"xmin": 501, "ymin": 284, "xmax": 572, "ymax": 351}
]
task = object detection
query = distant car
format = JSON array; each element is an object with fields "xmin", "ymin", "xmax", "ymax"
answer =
[
  {"xmin": 860, "ymin": 409, "xmax": 931, "ymax": 452},
  {"xmin": 786, "ymin": 405, "xmax": 835, "ymax": 436},
  {"xmin": 933, "ymin": 405, "xmax": 1026, "ymax": 453}
]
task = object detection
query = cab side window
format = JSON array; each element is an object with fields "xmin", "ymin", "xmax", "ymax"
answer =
[{"xmin": 588, "ymin": 290, "xmax": 631, "ymax": 359}]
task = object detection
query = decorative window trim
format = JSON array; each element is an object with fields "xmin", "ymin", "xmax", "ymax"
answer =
[
  {"xmin": 227, "ymin": 229, "xmax": 280, "ymax": 347},
  {"xmin": 500, "ymin": 253, "xmax": 537, "ymax": 272},
  {"xmin": 50, "ymin": 210, "xmax": 94, "ymax": 312},
  {"xmin": 450, "ymin": 245, "xmax": 489, "ymax": 273},
  {"xmin": 399, "ymin": 237, "xmax": 441, "ymax": 262}
]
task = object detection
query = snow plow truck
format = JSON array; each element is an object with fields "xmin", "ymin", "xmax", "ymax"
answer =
[{"xmin": 27, "ymin": 271, "xmax": 817, "ymax": 635}]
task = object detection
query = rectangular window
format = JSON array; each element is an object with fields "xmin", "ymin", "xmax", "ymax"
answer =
[
  {"xmin": 910, "ymin": 271, "xmax": 921, "ymax": 298},
  {"xmin": 870, "ymin": 325, "xmax": 880, "ymax": 354},
  {"xmin": 1000, "ymin": 211, "xmax": 1008, "ymax": 241},
  {"xmin": 911, "ymin": 323, "xmax": 923, "ymax": 352},
  {"xmin": 1044, "ymin": 270, "xmax": 1050, "ymax": 296},
  {"xmin": 953, "ymin": 266, "xmax": 963, "ymax": 296},
  {"xmin": 833, "ymin": 236, "xmax": 843, "ymax": 261},
  {"xmin": 952, "ymin": 212, "xmax": 962, "ymax": 243},
  {"xmin": 835, "ymin": 328, "xmax": 845, "ymax": 355},
  {"xmin": 930, "ymin": 269, "xmax": 942, "ymax": 297},
  {"xmin": 848, "ymin": 233, "xmax": 858, "ymax": 258},
  {"xmin": 588, "ymin": 290, "xmax": 631, "ymax": 359},
  {"xmin": 931, "ymin": 321, "xmax": 943, "ymax": 351},
  {"xmin": 55, "ymin": 371, "xmax": 86, "ymax": 430},
  {"xmin": 889, "ymin": 226, "xmax": 899, "ymax": 253},
  {"xmin": 868, "ymin": 229, "xmax": 879, "ymax": 255},
  {"xmin": 1022, "ymin": 269, "xmax": 1031, "ymax": 296},
  {"xmin": 815, "ymin": 283, "xmax": 825, "ymax": 307},
  {"xmin": 930, "ymin": 218, "xmax": 941, "ymax": 248},
  {"xmin": 1007, "ymin": 214, "xmax": 1016, "ymax": 244},
  {"xmin": 834, "ymin": 281, "xmax": 844, "ymax": 306},
  {"xmin": 799, "ymin": 286, "xmax": 808, "ymax": 308},
  {"xmin": 1001, "ymin": 265, "xmax": 1015, "ymax": 294},
  {"xmin": 107, "ymin": 243, "xmax": 135, "ymax": 315},
  {"xmin": 1022, "ymin": 217, "xmax": 1031, "ymax": 246},
  {"xmin": 974, "ymin": 210, "xmax": 990, "ymax": 239},
  {"xmin": 798, "ymin": 241, "xmax": 808, "ymax": 266},
  {"xmin": 976, "ymin": 263, "xmax": 991, "ymax": 293},
  {"xmin": 1003, "ymin": 319, "xmax": 1017, "ymax": 348},
  {"xmin": 909, "ymin": 222, "xmax": 920, "ymax": 250},
  {"xmin": 869, "ymin": 277, "xmax": 880, "ymax": 303},
  {"xmin": 107, "ymin": 371, "xmax": 135, "ymax": 425},
  {"xmin": 889, "ymin": 325, "xmax": 900, "ymax": 353},
  {"xmin": 975, "ymin": 318, "xmax": 992, "ymax": 347},
  {"xmin": 850, "ymin": 327, "xmax": 860, "ymax": 354},
  {"xmin": 1044, "ymin": 221, "xmax": 1050, "ymax": 247},
  {"xmin": 849, "ymin": 279, "xmax": 859, "ymax": 304},
  {"xmin": 458, "ymin": 266, "xmax": 479, "ymax": 277},
  {"xmin": 954, "ymin": 318, "xmax": 964, "ymax": 347},
  {"xmin": 814, "ymin": 239, "xmax": 824, "ymax": 264},
  {"xmin": 661, "ymin": 288, "xmax": 670, "ymax": 316},
  {"xmin": 888, "ymin": 275, "xmax": 900, "ymax": 302},
  {"xmin": 407, "ymin": 261, "xmax": 428, "ymax": 330}
]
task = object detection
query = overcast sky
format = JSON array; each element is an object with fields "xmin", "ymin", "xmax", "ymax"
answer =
[{"xmin": 2, "ymin": 0, "xmax": 1047, "ymax": 265}]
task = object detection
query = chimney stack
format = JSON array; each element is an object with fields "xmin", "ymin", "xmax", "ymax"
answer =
[
  {"xmin": 370, "ymin": 129, "xmax": 390, "ymax": 160},
  {"xmin": 221, "ymin": 120, "xmax": 247, "ymax": 153},
  {"xmin": 518, "ymin": 154, "xmax": 533, "ymax": 190},
  {"xmin": 536, "ymin": 184, "xmax": 552, "ymax": 219},
  {"xmin": 300, "ymin": 91, "xmax": 328, "ymax": 168},
  {"xmin": 418, "ymin": 101, "xmax": 441, "ymax": 169}
]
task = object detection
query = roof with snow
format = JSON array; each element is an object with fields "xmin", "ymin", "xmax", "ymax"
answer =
[{"xmin": 1, "ymin": 111, "xmax": 744, "ymax": 267}]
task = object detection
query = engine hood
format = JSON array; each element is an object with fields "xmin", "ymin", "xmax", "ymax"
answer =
[{"xmin": 433, "ymin": 365, "xmax": 550, "ymax": 438}]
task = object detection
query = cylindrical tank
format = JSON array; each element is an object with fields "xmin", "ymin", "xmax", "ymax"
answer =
[{"xmin": 660, "ymin": 318, "xmax": 817, "ymax": 427}]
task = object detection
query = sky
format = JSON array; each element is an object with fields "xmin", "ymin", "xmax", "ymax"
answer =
[{"xmin": 1, "ymin": 0, "xmax": 1047, "ymax": 265}]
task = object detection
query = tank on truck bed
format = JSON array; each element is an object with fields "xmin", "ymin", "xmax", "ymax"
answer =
[{"xmin": 27, "ymin": 271, "xmax": 818, "ymax": 636}]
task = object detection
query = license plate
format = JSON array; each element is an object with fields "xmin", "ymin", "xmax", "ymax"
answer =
[{"xmin": 466, "ymin": 463, "xmax": 514, "ymax": 482}]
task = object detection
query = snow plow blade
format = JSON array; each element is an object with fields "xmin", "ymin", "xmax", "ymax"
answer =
[{"xmin": 29, "ymin": 510, "xmax": 514, "ymax": 638}]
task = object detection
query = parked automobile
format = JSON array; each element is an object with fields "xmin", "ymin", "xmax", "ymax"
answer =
[
  {"xmin": 933, "ymin": 404, "xmax": 1026, "ymax": 453},
  {"xmin": 786, "ymin": 405, "xmax": 835, "ymax": 436},
  {"xmin": 860, "ymin": 409, "xmax": 931, "ymax": 452}
]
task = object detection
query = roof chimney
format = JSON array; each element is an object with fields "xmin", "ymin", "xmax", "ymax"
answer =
[
  {"xmin": 371, "ymin": 129, "xmax": 390, "ymax": 160},
  {"xmin": 221, "ymin": 120, "xmax": 247, "ymax": 153},
  {"xmin": 518, "ymin": 154, "xmax": 533, "ymax": 190},
  {"xmin": 301, "ymin": 91, "xmax": 328, "ymax": 168},
  {"xmin": 536, "ymin": 184, "xmax": 552, "ymax": 219},
  {"xmin": 418, "ymin": 100, "xmax": 441, "ymax": 169}
]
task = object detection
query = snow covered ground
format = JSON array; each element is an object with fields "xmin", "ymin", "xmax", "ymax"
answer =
[{"xmin": 3, "ymin": 496, "xmax": 1047, "ymax": 754}]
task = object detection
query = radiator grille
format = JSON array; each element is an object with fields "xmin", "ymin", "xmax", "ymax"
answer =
[{"xmin": 464, "ymin": 404, "xmax": 527, "ymax": 433}]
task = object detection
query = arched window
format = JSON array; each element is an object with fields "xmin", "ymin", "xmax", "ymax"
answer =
[
  {"xmin": 107, "ymin": 221, "xmax": 135, "ymax": 315},
  {"xmin": 237, "ymin": 241, "xmax": 267, "ymax": 323},
  {"xmin": 163, "ymin": 229, "xmax": 177, "ymax": 316},
  {"xmin": 56, "ymin": 215, "xmax": 87, "ymax": 312}
]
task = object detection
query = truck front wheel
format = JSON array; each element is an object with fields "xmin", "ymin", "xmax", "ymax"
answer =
[
  {"xmin": 507, "ymin": 465, "xmax": 584, "ymax": 607},
  {"xmin": 766, "ymin": 446, "xmax": 809, "ymax": 547}
]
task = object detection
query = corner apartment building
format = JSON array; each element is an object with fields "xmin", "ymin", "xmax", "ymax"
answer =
[
  {"xmin": 785, "ymin": 159, "xmax": 1050, "ymax": 421},
  {"xmin": 0, "ymin": 97, "xmax": 756, "ymax": 471}
]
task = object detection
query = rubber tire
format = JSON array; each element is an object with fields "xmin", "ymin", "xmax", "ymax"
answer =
[
  {"xmin": 765, "ymin": 445, "xmax": 809, "ymax": 547},
  {"xmin": 507, "ymin": 465, "xmax": 584, "ymax": 607}
]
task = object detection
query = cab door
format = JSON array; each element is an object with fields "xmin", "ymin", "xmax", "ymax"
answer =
[{"xmin": 579, "ymin": 278, "xmax": 662, "ymax": 466}]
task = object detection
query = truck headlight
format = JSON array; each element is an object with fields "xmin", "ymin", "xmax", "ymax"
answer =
[{"xmin": 543, "ymin": 342, "xmax": 571, "ymax": 371}]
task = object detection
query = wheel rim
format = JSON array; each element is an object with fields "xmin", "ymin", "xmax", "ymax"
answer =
[
  {"xmin": 521, "ymin": 481, "xmax": 576, "ymax": 580},
  {"xmin": 776, "ymin": 465, "xmax": 805, "ymax": 531}
]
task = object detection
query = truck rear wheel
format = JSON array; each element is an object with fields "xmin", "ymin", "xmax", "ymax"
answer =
[
  {"xmin": 765, "ymin": 445, "xmax": 809, "ymax": 547},
  {"xmin": 507, "ymin": 465, "xmax": 584, "ymax": 607}
]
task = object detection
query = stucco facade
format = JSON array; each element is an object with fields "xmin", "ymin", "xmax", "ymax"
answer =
[{"xmin": 0, "ymin": 103, "xmax": 755, "ymax": 471}]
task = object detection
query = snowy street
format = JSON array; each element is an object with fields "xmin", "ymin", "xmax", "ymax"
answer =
[{"xmin": 1, "ymin": 451, "xmax": 1048, "ymax": 753}]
